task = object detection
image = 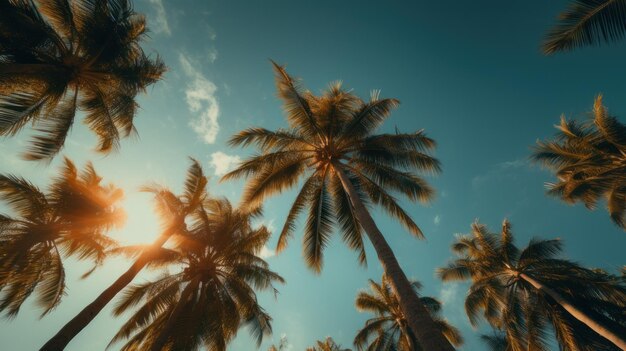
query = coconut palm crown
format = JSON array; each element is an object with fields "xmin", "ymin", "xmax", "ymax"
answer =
[
  {"xmin": 0, "ymin": 158, "xmax": 124, "ymax": 317},
  {"xmin": 533, "ymin": 95, "xmax": 626, "ymax": 230},
  {"xmin": 354, "ymin": 274, "xmax": 463, "ymax": 351},
  {"xmin": 224, "ymin": 61, "xmax": 440, "ymax": 271},
  {"xmin": 0, "ymin": 0, "xmax": 166, "ymax": 160},
  {"xmin": 109, "ymin": 198, "xmax": 284, "ymax": 351},
  {"xmin": 438, "ymin": 219, "xmax": 626, "ymax": 350},
  {"xmin": 543, "ymin": 0, "xmax": 626, "ymax": 54}
]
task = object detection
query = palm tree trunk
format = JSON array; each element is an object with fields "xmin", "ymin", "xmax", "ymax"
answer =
[
  {"xmin": 333, "ymin": 163, "xmax": 455, "ymax": 351},
  {"xmin": 519, "ymin": 273, "xmax": 626, "ymax": 350},
  {"xmin": 149, "ymin": 278, "xmax": 200, "ymax": 351},
  {"xmin": 40, "ymin": 224, "xmax": 181, "ymax": 351}
]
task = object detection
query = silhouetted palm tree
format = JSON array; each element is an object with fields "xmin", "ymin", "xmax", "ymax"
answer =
[
  {"xmin": 438, "ymin": 219, "xmax": 626, "ymax": 350},
  {"xmin": 354, "ymin": 274, "xmax": 463, "ymax": 351},
  {"xmin": 0, "ymin": 0, "xmax": 165, "ymax": 160},
  {"xmin": 543, "ymin": 0, "xmax": 626, "ymax": 54},
  {"xmin": 41, "ymin": 158, "xmax": 207, "ymax": 351},
  {"xmin": 0, "ymin": 158, "xmax": 123, "ymax": 317},
  {"xmin": 108, "ymin": 198, "xmax": 284, "ymax": 351},
  {"xmin": 533, "ymin": 95, "xmax": 626, "ymax": 230},
  {"xmin": 307, "ymin": 337, "xmax": 351, "ymax": 351},
  {"xmin": 225, "ymin": 62, "xmax": 454, "ymax": 351}
]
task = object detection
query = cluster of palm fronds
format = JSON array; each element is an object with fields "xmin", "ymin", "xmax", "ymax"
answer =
[
  {"xmin": 0, "ymin": 0, "xmax": 165, "ymax": 160},
  {"xmin": 438, "ymin": 220, "xmax": 626, "ymax": 351},
  {"xmin": 533, "ymin": 95, "xmax": 626, "ymax": 230},
  {"xmin": 1, "ymin": 0, "xmax": 626, "ymax": 350}
]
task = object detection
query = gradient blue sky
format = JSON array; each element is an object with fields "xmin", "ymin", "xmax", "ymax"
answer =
[{"xmin": 1, "ymin": 1, "xmax": 626, "ymax": 350}]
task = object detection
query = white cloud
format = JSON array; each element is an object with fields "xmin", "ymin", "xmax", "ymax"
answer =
[
  {"xmin": 209, "ymin": 151, "xmax": 241, "ymax": 176},
  {"xmin": 254, "ymin": 219, "xmax": 276, "ymax": 259},
  {"xmin": 180, "ymin": 54, "xmax": 220, "ymax": 143},
  {"xmin": 434, "ymin": 215, "xmax": 441, "ymax": 225},
  {"xmin": 258, "ymin": 245, "xmax": 275, "ymax": 259},
  {"xmin": 147, "ymin": 0, "xmax": 171, "ymax": 36},
  {"xmin": 439, "ymin": 283, "xmax": 459, "ymax": 306},
  {"xmin": 207, "ymin": 47, "xmax": 218, "ymax": 63}
]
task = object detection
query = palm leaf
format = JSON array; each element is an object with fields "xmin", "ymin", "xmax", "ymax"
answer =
[{"xmin": 543, "ymin": 0, "xmax": 626, "ymax": 54}]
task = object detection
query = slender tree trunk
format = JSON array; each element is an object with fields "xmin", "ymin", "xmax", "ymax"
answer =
[
  {"xmin": 333, "ymin": 163, "xmax": 455, "ymax": 351},
  {"xmin": 519, "ymin": 273, "xmax": 626, "ymax": 350},
  {"xmin": 40, "ymin": 224, "xmax": 182, "ymax": 351},
  {"xmin": 149, "ymin": 278, "xmax": 200, "ymax": 351}
]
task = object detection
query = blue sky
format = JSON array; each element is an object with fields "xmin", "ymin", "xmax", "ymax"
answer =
[{"xmin": 1, "ymin": 0, "xmax": 626, "ymax": 350}]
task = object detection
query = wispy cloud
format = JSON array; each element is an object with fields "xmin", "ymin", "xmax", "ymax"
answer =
[
  {"xmin": 439, "ymin": 283, "xmax": 459, "ymax": 306},
  {"xmin": 471, "ymin": 158, "xmax": 529, "ymax": 189},
  {"xmin": 434, "ymin": 215, "xmax": 442, "ymax": 225},
  {"xmin": 146, "ymin": 0, "xmax": 171, "ymax": 36},
  {"xmin": 258, "ymin": 245, "xmax": 275, "ymax": 259},
  {"xmin": 255, "ymin": 219, "xmax": 276, "ymax": 259},
  {"xmin": 209, "ymin": 151, "xmax": 240, "ymax": 176},
  {"xmin": 179, "ymin": 54, "xmax": 220, "ymax": 143}
]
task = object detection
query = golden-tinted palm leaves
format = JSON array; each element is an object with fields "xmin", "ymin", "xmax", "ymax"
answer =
[
  {"xmin": 109, "ymin": 198, "xmax": 284, "ymax": 351},
  {"xmin": 353, "ymin": 275, "xmax": 463, "ymax": 351},
  {"xmin": 224, "ymin": 62, "xmax": 440, "ymax": 272},
  {"xmin": 438, "ymin": 220, "xmax": 626, "ymax": 351},
  {"xmin": 0, "ymin": 0, "xmax": 166, "ymax": 160},
  {"xmin": 0, "ymin": 158, "xmax": 124, "ymax": 317},
  {"xmin": 543, "ymin": 0, "xmax": 626, "ymax": 54},
  {"xmin": 306, "ymin": 337, "xmax": 351, "ymax": 351},
  {"xmin": 533, "ymin": 95, "xmax": 626, "ymax": 230}
]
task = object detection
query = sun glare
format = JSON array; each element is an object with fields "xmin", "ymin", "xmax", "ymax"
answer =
[{"xmin": 110, "ymin": 192, "xmax": 162, "ymax": 246}]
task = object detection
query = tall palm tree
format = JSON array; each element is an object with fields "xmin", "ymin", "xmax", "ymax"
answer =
[
  {"xmin": 0, "ymin": 157, "xmax": 124, "ymax": 317},
  {"xmin": 224, "ymin": 62, "xmax": 454, "ymax": 351},
  {"xmin": 0, "ymin": 0, "xmax": 165, "ymax": 160},
  {"xmin": 41, "ymin": 158, "xmax": 208, "ymax": 351},
  {"xmin": 108, "ymin": 197, "xmax": 284, "ymax": 351},
  {"xmin": 437, "ymin": 219, "xmax": 626, "ymax": 350},
  {"xmin": 307, "ymin": 337, "xmax": 351, "ymax": 351},
  {"xmin": 532, "ymin": 95, "xmax": 626, "ymax": 230},
  {"xmin": 354, "ymin": 274, "xmax": 463, "ymax": 351},
  {"xmin": 543, "ymin": 0, "xmax": 626, "ymax": 54}
]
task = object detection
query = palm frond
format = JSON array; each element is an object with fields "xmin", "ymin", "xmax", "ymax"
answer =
[{"xmin": 543, "ymin": 0, "xmax": 626, "ymax": 54}]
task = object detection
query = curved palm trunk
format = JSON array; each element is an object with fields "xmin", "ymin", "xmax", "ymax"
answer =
[
  {"xmin": 519, "ymin": 273, "xmax": 626, "ymax": 350},
  {"xmin": 149, "ymin": 278, "xmax": 200, "ymax": 351},
  {"xmin": 333, "ymin": 164, "xmax": 455, "ymax": 351},
  {"xmin": 40, "ymin": 224, "xmax": 181, "ymax": 351}
]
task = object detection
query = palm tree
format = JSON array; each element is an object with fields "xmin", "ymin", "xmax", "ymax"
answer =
[
  {"xmin": 354, "ymin": 274, "xmax": 463, "ymax": 351},
  {"xmin": 224, "ymin": 62, "xmax": 454, "ymax": 351},
  {"xmin": 0, "ymin": 158, "xmax": 124, "ymax": 317},
  {"xmin": 307, "ymin": 337, "xmax": 351, "ymax": 351},
  {"xmin": 0, "ymin": 0, "xmax": 165, "ymax": 160},
  {"xmin": 41, "ymin": 158, "xmax": 208, "ymax": 351},
  {"xmin": 108, "ymin": 197, "xmax": 284, "ymax": 351},
  {"xmin": 543, "ymin": 0, "xmax": 626, "ymax": 54},
  {"xmin": 437, "ymin": 219, "xmax": 626, "ymax": 350},
  {"xmin": 532, "ymin": 95, "xmax": 626, "ymax": 230}
]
